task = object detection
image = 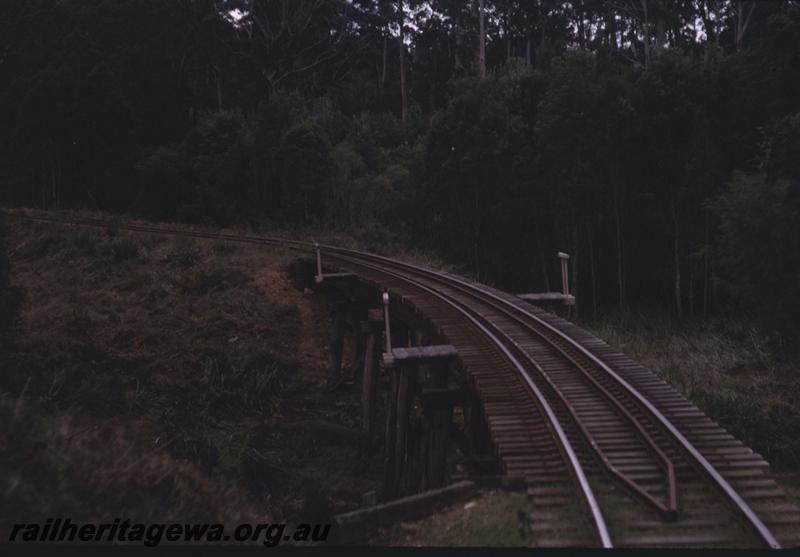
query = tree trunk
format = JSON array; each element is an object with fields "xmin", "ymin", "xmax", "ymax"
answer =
[
  {"xmin": 589, "ymin": 224, "xmax": 597, "ymax": 320},
  {"xmin": 380, "ymin": 34, "xmax": 387, "ymax": 101},
  {"xmin": 215, "ymin": 67, "xmax": 223, "ymax": 111},
  {"xmin": 398, "ymin": 1, "xmax": 408, "ymax": 124},
  {"xmin": 51, "ymin": 163, "xmax": 57, "ymax": 210},
  {"xmin": 736, "ymin": 2, "xmax": 756, "ymax": 51},
  {"xmin": 614, "ymin": 187, "xmax": 626, "ymax": 310},
  {"xmin": 701, "ymin": 2, "xmax": 721, "ymax": 48},
  {"xmin": 655, "ymin": 17, "xmax": 665, "ymax": 51},
  {"xmin": 525, "ymin": 33, "xmax": 532, "ymax": 66},
  {"xmin": 49, "ymin": 148, "xmax": 61, "ymax": 210},
  {"xmin": 504, "ymin": 10, "xmax": 511, "ymax": 62},
  {"xmin": 540, "ymin": 246, "xmax": 551, "ymax": 292},
  {"xmin": 454, "ymin": 18, "xmax": 463, "ymax": 72},
  {"xmin": 608, "ymin": 10, "xmax": 618, "ymax": 50},
  {"xmin": 478, "ymin": 0, "xmax": 486, "ymax": 79},
  {"xmin": 672, "ymin": 198, "xmax": 682, "ymax": 316},
  {"xmin": 710, "ymin": 253, "xmax": 718, "ymax": 312},
  {"xmin": 473, "ymin": 185, "xmax": 481, "ymax": 280},
  {"xmin": 577, "ymin": 11, "xmax": 586, "ymax": 48},
  {"xmin": 640, "ymin": 0, "xmax": 651, "ymax": 67},
  {"xmin": 703, "ymin": 211, "xmax": 710, "ymax": 314},
  {"xmin": 570, "ymin": 210, "xmax": 579, "ymax": 318}
]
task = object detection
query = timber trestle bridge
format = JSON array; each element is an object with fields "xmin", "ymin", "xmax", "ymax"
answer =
[{"xmin": 9, "ymin": 211, "xmax": 800, "ymax": 548}]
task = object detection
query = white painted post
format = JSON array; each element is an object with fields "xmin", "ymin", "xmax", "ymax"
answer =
[
  {"xmin": 382, "ymin": 291, "xmax": 393, "ymax": 355},
  {"xmin": 315, "ymin": 242, "xmax": 323, "ymax": 283},
  {"xmin": 558, "ymin": 252, "xmax": 570, "ymax": 296}
]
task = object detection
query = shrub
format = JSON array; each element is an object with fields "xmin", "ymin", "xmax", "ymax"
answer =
[
  {"xmin": 712, "ymin": 172, "xmax": 800, "ymax": 341},
  {"xmin": 166, "ymin": 237, "xmax": 203, "ymax": 267}
]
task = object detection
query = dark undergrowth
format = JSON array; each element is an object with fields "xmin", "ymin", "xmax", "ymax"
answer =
[
  {"xmin": 586, "ymin": 310, "xmax": 800, "ymax": 472},
  {"xmin": 0, "ymin": 215, "xmax": 380, "ymax": 537}
]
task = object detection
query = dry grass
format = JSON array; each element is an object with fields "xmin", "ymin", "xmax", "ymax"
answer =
[
  {"xmin": 586, "ymin": 312, "xmax": 800, "ymax": 471},
  {"xmin": 6, "ymin": 206, "xmax": 464, "ymax": 274},
  {"xmin": 370, "ymin": 490, "xmax": 533, "ymax": 546},
  {"xmin": 0, "ymin": 214, "xmax": 381, "ymax": 538}
]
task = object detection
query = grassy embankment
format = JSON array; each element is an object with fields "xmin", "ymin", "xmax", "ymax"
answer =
[
  {"xmin": 585, "ymin": 311, "xmax": 800, "ymax": 505},
  {"xmin": 372, "ymin": 311, "xmax": 800, "ymax": 546},
  {"xmin": 0, "ymin": 213, "xmax": 383, "ymax": 538},
  {"xmin": 3, "ymin": 210, "xmax": 798, "ymax": 545}
]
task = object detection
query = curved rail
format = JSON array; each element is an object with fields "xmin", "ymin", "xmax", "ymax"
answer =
[
  {"xmin": 8, "ymin": 211, "xmax": 612, "ymax": 545},
  {"xmin": 345, "ymin": 257, "xmax": 613, "ymax": 547},
  {"xmin": 317, "ymin": 244, "xmax": 781, "ymax": 549},
  {"xmin": 334, "ymin": 251, "xmax": 678, "ymax": 520},
  {"xmin": 5, "ymin": 210, "xmax": 782, "ymax": 548}
]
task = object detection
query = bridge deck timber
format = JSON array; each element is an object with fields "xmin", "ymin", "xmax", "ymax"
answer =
[
  {"xmin": 337, "ymin": 259, "xmax": 800, "ymax": 548},
  {"xmin": 7, "ymin": 210, "xmax": 800, "ymax": 548}
]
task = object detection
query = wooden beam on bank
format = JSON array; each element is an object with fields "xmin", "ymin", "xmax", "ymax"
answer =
[
  {"xmin": 517, "ymin": 292, "xmax": 576, "ymax": 305},
  {"xmin": 331, "ymin": 481, "xmax": 478, "ymax": 544},
  {"xmin": 382, "ymin": 344, "xmax": 458, "ymax": 367},
  {"xmin": 315, "ymin": 271, "xmax": 357, "ymax": 284}
]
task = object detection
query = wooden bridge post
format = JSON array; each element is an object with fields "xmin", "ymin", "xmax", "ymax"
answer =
[
  {"xmin": 559, "ymin": 251, "xmax": 570, "ymax": 296},
  {"xmin": 382, "ymin": 369, "xmax": 399, "ymax": 499},
  {"xmin": 382, "ymin": 291, "xmax": 392, "ymax": 354},
  {"xmin": 314, "ymin": 242, "xmax": 323, "ymax": 283},
  {"xmin": 393, "ymin": 364, "xmax": 411, "ymax": 496},
  {"xmin": 349, "ymin": 304, "xmax": 369, "ymax": 383},
  {"xmin": 379, "ymin": 289, "xmax": 459, "ymax": 499},
  {"xmin": 425, "ymin": 361, "xmax": 452, "ymax": 490},
  {"xmin": 316, "ymin": 271, "xmax": 358, "ymax": 389},
  {"xmin": 391, "ymin": 321, "xmax": 411, "ymax": 350},
  {"xmin": 381, "ymin": 291, "xmax": 398, "ymax": 499},
  {"xmin": 359, "ymin": 310, "xmax": 383, "ymax": 456},
  {"xmin": 381, "ymin": 341, "xmax": 458, "ymax": 500},
  {"xmin": 326, "ymin": 301, "xmax": 346, "ymax": 388},
  {"xmin": 463, "ymin": 394, "xmax": 493, "ymax": 457},
  {"xmin": 416, "ymin": 402, "xmax": 431, "ymax": 492}
]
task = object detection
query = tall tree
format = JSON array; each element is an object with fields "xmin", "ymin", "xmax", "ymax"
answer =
[
  {"xmin": 398, "ymin": 0, "xmax": 409, "ymax": 123},
  {"xmin": 478, "ymin": 0, "xmax": 487, "ymax": 78}
]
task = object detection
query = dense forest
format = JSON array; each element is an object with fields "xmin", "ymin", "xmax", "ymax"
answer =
[{"xmin": 1, "ymin": 1, "xmax": 798, "ymax": 337}]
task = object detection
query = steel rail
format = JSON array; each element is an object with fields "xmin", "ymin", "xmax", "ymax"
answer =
[
  {"xmin": 5, "ymin": 211, "xmax": 611, "ymax": 547},
  {"xmin": 330, "ymin": 255, "xmax": 614, "ymax": 548},
  {"xmin": 317, "ymin": 245, "xmax": 781, "ymax": 549},
  {"xmin": 5, "ymin": 210, "xmax": 780, "ymax": 548},
  {"xmin": 338, "ymin": 251, "xmax": 679, "ymax": 519}
]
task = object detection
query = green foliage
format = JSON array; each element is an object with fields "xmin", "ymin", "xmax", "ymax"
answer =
[
  {"xmin": 711, "ymin": 112, "xmax": 800, "ymax": 339},
  {"xmin": 136, "ymin": 145, "xmax": 191, "ymax": 221},
  {"xmin": 166, "ymin": 237, "xmax": 203, "ymax": 268},
  {"xmin": 712, "ymin": 172, "xmax": 800, "ymax": 338},
  {"xmin": 760, "ymin": 112, "xmax": 800, "ymax": 182},
  {"xmin": 109, "ymin": 238, "xmax": 141, "ymax": 263},
  {"xmin": 186, "ymin": 111, "xmax": 252, "ymax": 222},
  {"xmin": 589, "ymin": 312, "xmax": 800, "ymax": 469},
  {"xmin": 276, "ymin": 120, "xmax": 335, "ymax": 223},
  {"xmin": 71, "ymin": 229, "xmax": 101, "ymax": 256},
  {"xmin": 1, "ymin": 0, "xmax": 799, "ymax": 338},
  {"xmin": 136, "ymin": 111, "xmax": 253, "ymax": 224},
  {"xmin": 420, "ymin": 72, "xmax": 541, "ymax": 280}
]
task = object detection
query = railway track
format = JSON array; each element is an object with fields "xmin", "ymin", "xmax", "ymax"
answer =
[{"xmin": 7, "ymin": 210, "xmax": 800, "ymax": 548}]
